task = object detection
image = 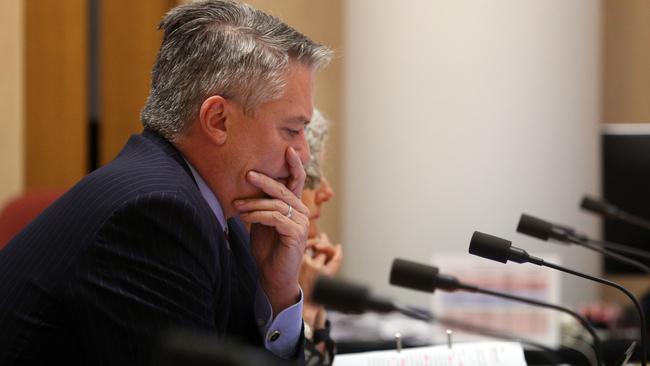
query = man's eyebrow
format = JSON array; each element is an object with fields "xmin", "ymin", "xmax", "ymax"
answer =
[{"xmin": 284, "ymin": 116, "xmax": 311, "ymax": 125}]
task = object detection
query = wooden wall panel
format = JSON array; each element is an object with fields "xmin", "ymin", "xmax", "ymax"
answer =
[
  {"xmin": 99, "ymin": 0, "xmax": 178, "ymax": 165},
  {"xmin": 0, "ymin": 0, "xmax": 24, "ymax": 204},
  {"xmin": 603, "ymin": 0, "xmax": 650, "ymax": 123},
  {"xmin": 25, "ymin": 0, "xmax": 87, "ymax": 189}
]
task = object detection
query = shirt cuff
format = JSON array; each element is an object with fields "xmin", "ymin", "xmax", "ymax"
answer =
[{"xmin": 254, "ymin": 283, "xmax": 303, "ymax": 359}]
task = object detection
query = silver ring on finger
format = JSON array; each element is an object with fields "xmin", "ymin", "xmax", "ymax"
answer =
[{"xmin": 286, "ymin": 205, "xmax": 293, "ymax": 219}]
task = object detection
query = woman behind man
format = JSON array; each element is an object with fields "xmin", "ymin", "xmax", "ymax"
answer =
[{"xmin": 300, "ymin": 109, "xmax": 343, "ymax": 365}]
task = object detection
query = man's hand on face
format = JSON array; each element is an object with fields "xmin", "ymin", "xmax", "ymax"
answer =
[{"xmin": 235, "ymin": 147, "xmax": 310, "ymax": 316}]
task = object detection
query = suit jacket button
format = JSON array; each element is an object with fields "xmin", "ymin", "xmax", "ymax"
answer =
[{"xmin": 268, "ymin": 330, "xmax": 281, "ymax": 342}]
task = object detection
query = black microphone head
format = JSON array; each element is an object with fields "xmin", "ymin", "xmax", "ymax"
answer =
[
  {"xmin": 469, "ymin": 231, "xmax": 512, "ymax": 263},
  {"xmin": 312, "ymin": 276, "xmax": 395, "ymax": 314},
  {"xmin": 517, "ymin": 214, "xmax": 554, "ymax": 241},
  {"xmin": 390, "ymin": 258, "xmax": 439, "ymax": 293},
  {"xmin": 581, "ymin": 195, "xmax": 614, "ymax": 216},
  {"xmin": 312, "ymin": 276, "xmax": 368, "ymax": 313}
]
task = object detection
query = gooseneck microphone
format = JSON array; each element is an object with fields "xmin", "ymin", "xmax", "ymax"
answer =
[
  {"xmin": 517, "ymin": 213, "xmax": 650, "ymax": 273},
  {"xmin": 313, "ymin": 276, "xmax": 576, "ymax": 365},
  {"xmin": 516, "ymin": 214, "xmax": 585, "ymax": 243},
  {"xmin": 312, "ymin": 276, "xmax": 430, "ymax": 321},
  {"xmin": 470, "ymin": 231, "xmax": 647, "ymax": 366},
  {"xmin": 516, "ymin": 213, "xmax": 643, "ymax": 261},
  {"xmin": 582, "ymin": 195, "xmax": 650, "ymax": 231},
  {"xmin": 390, "ymin": 258, "xmax": 603, "ymax": 366}
]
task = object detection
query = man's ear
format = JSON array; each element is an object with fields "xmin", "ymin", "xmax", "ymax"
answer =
[{"xmin": 199, "ymin": 95, "xmax": 229, "ymax": 145}]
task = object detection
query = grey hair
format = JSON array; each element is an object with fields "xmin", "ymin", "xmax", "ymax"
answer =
[
  {"xmin": 304, "ymin": 109, "xmax": 329, "ymax": 190},
  {"xmin": 140, "ymin": 0, "xmax": 332, "ymax": 141}
]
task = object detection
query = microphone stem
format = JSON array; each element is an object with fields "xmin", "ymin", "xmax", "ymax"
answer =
[
  {"xmin": 577, "ymin": 240, "xmax": 650, "ymax": 273},
  {"xmin": 542, "ymin": 260, "xmax": 647, "ymax": 366},
  {"xmin": 462, "ymin": 284, "xmax": 603, "ymax": 366},
  {"xmin": 591, "ymin": 239, "xmax": 650, "ymax": 261},
  {"xmin": 394, "ymin": 304, "xmax": 434, "ymax": 322},
  {"xmin": 619, "ymin": 211, "xmax": 650, "ymax": 232}
]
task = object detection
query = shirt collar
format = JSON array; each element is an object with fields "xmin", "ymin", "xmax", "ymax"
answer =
[{"xmin": 184, "ymin": 159, "xmax": 227, "ymax": 232}]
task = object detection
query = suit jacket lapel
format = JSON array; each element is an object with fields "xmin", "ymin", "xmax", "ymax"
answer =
[
  {"xmin": 227, "ymin": 218, "xmax": 258, "ymax": 297},
  {"xmin": 225, "ymin": 218, "xmax": 262, "ymax": 345}
]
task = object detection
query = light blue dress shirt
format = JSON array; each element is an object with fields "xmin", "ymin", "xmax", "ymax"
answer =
[{"xmin": 185, "ymin": 161, "xmax": 303, "ymax": 358}]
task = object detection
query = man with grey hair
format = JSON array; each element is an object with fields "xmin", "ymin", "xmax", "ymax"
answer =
[{"xmin": 0, "ymin": 1, "xmax": 331, "ymax": 365}]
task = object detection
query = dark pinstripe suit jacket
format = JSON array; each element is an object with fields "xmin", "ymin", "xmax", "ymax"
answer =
[{"xmin": 0, "ymin": 130, "xmax": 277, "ymax": 365}]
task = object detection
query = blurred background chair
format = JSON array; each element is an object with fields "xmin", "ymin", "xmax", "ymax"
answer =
[{"xmin": 0, "ymin": 189, "xmax": 64, "ymax": 249}]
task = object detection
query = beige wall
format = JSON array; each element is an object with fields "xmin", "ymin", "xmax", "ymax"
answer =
[
  {"xmin": 0, "ymin": 0, "xmax": 24, "ymax": 205},
  {"xmin": 342, "ymin": 0, "xmax": 602, "ymax": 306}
]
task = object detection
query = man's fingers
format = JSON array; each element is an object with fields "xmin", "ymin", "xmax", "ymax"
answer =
[
  {"xmin": 245, "ymin": 171, "xmax": 308, "ymax": 214},
  {"xmin": 286, "ymin": 147, "xmax": 306, "ymax": 196},
  {"xmin": 240, "ymin": 210, "xmax": 306, "ymax": 239},
  {"xmin": 234, "ymin": 198, "xmax": 306, "ymax": 219}
]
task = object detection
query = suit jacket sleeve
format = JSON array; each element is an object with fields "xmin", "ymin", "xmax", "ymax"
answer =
[{"xmin": 68, "ymin": 191, "xmax": 223, "ymax": 366}]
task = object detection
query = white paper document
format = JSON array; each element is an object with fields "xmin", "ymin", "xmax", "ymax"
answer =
[{"xmin": 332, "ymin": 341, "xmax": 527, "ymax": 366}]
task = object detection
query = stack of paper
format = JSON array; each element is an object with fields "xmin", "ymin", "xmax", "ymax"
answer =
[{"xmin": 333, "ymin": 341, "xmax": 528, "ymax": 366}]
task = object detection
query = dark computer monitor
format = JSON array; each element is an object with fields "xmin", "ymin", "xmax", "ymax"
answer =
[{"xmin": 602, "ymin": 124, "xmax": 650, "ymax": 274}]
